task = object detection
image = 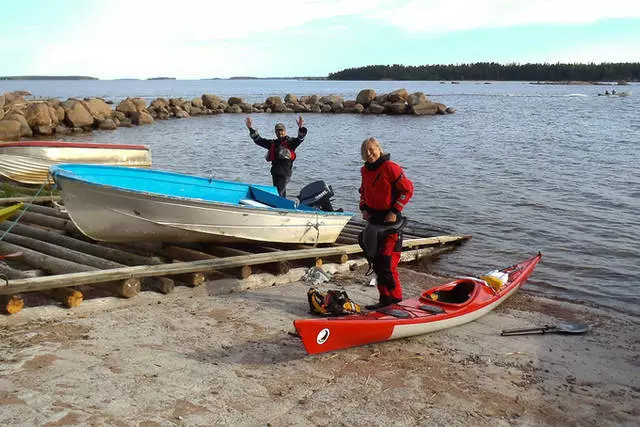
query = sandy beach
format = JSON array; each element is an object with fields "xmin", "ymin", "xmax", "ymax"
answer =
[{"xmin": 0, "ymin": 261, "xmax": 638, "ymax": 426}]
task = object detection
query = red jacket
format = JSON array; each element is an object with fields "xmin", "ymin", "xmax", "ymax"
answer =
[{"xmin": 359, "ymin": 154, "xmax": 413, "ymax": 224}]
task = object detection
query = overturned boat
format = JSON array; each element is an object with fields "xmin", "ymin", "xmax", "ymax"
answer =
[
  {"xmin": 294, "ymin": 253, "xmax": 542, "ymax": 354},
  {"xmin": 0, "ymin": 141, "xmax": 151, "ymax": 185},
  {"xmin": 49, "ymin": 163, "xmax": 354, "ymax": 244}
]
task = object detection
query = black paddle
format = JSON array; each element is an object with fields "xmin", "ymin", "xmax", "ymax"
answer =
[{"xmin": 501, "ymin": 322, "xmax": 590, "ymax": 336}]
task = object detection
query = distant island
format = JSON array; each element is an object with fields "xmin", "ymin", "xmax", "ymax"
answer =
[
  {"xmin": 147, "ymin": 77, "xmax": 176, "ymax": 80},
  {"xmin": 0, "ymin": 76, "xmax": 98, "ymax": 80},
  {"xmin": 328, "ymin": 62, "xmax": 640, "ymax": 82}
]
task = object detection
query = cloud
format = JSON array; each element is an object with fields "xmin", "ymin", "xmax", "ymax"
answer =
[
  {"xmin": 529, "ymin": 43, "xmax": 640, "ymax": 64},
  {"xmin": 367, "ymin": 0, "xmax": 640, "ymax": 33},
  {"xmin": 88, "ymin": 0, "xmax": 382, "ymax": 42}
]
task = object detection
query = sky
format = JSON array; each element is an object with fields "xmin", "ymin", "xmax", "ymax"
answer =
[{"xmin": 1, "ymin": 0, "xmax": 639, "ymax": 79}]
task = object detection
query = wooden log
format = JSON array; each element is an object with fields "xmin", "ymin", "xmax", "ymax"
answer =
[
  {"xmin": 0, "ymin": 262, "xmax": 31, "ymax": 279},
  {"xmin": 0, "ymin": 195, "xmax": 61, "ymax": 204},
  {"xmin": 0, "ymin": 240, "xmax": 101, "ymax": 274},
  {"xmin": 164, "ymin": 245, "xmax": 251, "ymax": 279},
  {"xmin": 342, "ymin": 223, "xmax": 422, "ymax": 240},
  {"xmin": 41, "ymin": 288, "xmax": 83, "ymax": 308},
  {"xmin": 105, "ymin": 242, "xmax": 163, "ymax": 258},
  {"xmin": 0, "ymin": 240, "xmax": 142, "ymax": 298},
  {"xmin": 0, "ymin": 232, "xmax": 127, "ymax": 270},
  {"xmin": 0, "ymin": 235, "xmax": 470, "ymax": 295},
  {"xmin": 0, "ymin": 221, "xmax": 161, "ymax": 266},
  {"xmin": 23, "ymin": 203, "xmax": 70, "ymax": 219},
  {"xmin": 142, "ymin": 277, "xmax": 175, "ymax": 294},
  {"xmin": 336, "ymin": 235, "xmax": 358, "ymax": 244},
  {"xmin": 112, "ymin": 278, "xmax": 141, "ymax": 298},
  {"xmin": 214, "ymin": 244, "xmax": 290, "ymax": 275},
  {"xmin": 171, "ymin": 272, "xmax": 206, "ymax": 287},
  {"xmin": 1, "ymin": 221, "xmax": 172, "ymax": 294},
  {"xmin": 9, "ymin": 210, "xmax": 79, "ymax": 234},
  {"xmin": 1, "ymin": 295, "xmax": 24, "ymax": 314}
]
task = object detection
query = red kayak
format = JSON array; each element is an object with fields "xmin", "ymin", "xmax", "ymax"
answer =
[{"xmin": 294, "ymin": 253, "xmax": 542, "ymax": 354}]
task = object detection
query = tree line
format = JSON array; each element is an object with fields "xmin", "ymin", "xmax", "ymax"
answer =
[{"xmin": 327, "ymin": 62, "xmax": 640, "ymax": 82}]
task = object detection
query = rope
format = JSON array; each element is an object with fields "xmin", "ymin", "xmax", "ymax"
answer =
[
  {"xmin": 304, "ymin": 209, "xmax": 323, "ymax": 247},
  {"xmin": 0, "ymin": 180, "xmax": 48, "ymax": 242}
]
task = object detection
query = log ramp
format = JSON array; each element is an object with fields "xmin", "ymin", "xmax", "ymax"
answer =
[{"xmin": 0, "ymin": 200, "xmax": 470, "ymax": 315}]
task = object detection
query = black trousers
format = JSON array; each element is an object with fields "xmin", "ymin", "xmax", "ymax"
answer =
[{"xmin": 272, "ymin": 174, "xmax": 291, "ymax": 198}]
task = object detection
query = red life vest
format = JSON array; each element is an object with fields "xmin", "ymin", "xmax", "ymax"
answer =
[{"xmin": 267, "ymin": 139, "xmax": 296, "ymax": 162}]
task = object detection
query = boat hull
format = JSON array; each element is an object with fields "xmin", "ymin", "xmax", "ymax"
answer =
[
  {"xmin": 51, "ymin": 164, "xmax": 354, "ymax": 244},
  {"xmin": 294, "ymin": 253, "xmax": 541, "ymax": 354},
  {"xmin": 0, "ymin": 141, "xmax": 151, "ymax": 185}
]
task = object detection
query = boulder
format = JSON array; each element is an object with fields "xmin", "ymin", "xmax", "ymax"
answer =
[
  {"xmin": 85, "ymin": 98, "xmax": 113, "ymax": 120},
  {"xmin": 356, "ymin": 89, "xmax": 376, "ymax": 106},
  {"xmin": 284, "ymin": 94, "xmax": 298, "ymax": 104},
  {"xmin": 0, "ymin": 120, "xmax": 22, "ymax": 141},
  {"xmin": 228, "ymin": 97, "xmax": 243, "ymax": 106},
  {"xmin": 202, "ymin": 94, "xmax": 223, "ymax": 109},
  {"xmin": 407, "ymin": 92, "xmax": 427, "ymax": 107},
  {"xmin": 150, "ymin": 98, "xmax": 170, "ymax": 109},
  {"xmin": 129, "ymin": 111, "xmax": 154, "ymax": 125},
  {"xmin": 265, "ymin": 96, "xmax": 283, "ymax": 106},
  {"xmin": 26, "ymin": 103, "xmax": 53, "ymax": 127},
  {"xmin": 34, "ymin": 125, "xmax": 54, "ymax": 136},
  {"xmin": 319, "ymin": 94, "xmax": 344, "ymax": 104},
  {"xmin": 367, "ymin": 103, "xmax": 385, "ymax": 114},
  {"xmin": 385, "ymin": 102, "xmax": 407, "ymax": 114},
  {"xmin": 116, "ymin": 98, "xmax": 138, "ymax": 115},
  {"xmin": 411, "ymin": 101, "xmax": 439, "ymax": 116},
  {"xmin": 7, "ymin": 113, "xmax": 34, "ymax": 137},
  {"xmin": 387, "ymin": 89, "xmax": 409, "ymax": 103},
  {"xmin": 62, "ymin": 100, "xmax": 94, "ymax": 128},
  {"xmin": 97, "ymin": 118, "xmax": 117, "ymax": 130}
]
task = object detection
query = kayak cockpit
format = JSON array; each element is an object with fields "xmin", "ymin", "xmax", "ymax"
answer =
[{"xmin": 420, "ymin": 279, "xmax": 479, "ymax": 306}]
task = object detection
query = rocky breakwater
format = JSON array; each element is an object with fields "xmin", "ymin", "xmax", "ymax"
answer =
[{"xmin": 0, "ymin": 88, "xmax": 454, "ymax": 141}]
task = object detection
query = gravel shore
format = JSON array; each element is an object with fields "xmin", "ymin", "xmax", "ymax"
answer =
[{"xmin": 0, "ymin": 263, "xmax": 637, "ymax": 426}]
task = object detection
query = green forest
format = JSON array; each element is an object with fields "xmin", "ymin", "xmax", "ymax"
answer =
[{"xmin": 328, "ymin": 62, "xmax": 640, "ymax": 82}]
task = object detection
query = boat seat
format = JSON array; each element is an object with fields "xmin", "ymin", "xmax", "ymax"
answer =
[
  {"xmin": 431, "ymin": 280, "xmax": 475, "ymax": 304},
  {"xmin": 239, "ymin": 199, "xmax": 271, "ymax": 208}
]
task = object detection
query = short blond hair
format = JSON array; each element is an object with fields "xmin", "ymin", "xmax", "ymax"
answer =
[{"xmin": 360, "ymin": 137, "xmax": 383, "ymax": 162}]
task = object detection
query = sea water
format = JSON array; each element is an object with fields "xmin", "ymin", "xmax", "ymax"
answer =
[{"xmin": 2, "ymin": 79, "xmax": 638, "ymax": 316}]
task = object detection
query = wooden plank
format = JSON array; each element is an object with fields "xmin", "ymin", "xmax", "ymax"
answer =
[{"xmin": 0, "ymin": 235, "xmax": 469, "ymax": 295}]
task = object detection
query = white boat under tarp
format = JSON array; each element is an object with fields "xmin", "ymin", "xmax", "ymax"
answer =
[{"xmin": 0, "ymin": 141, "xmax": 151, "ymax": 185}]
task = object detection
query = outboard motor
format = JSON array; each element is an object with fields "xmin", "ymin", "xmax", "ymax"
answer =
[{"xmin": 297, "ymin": 181, "xmax": 338, "ymax": 212}]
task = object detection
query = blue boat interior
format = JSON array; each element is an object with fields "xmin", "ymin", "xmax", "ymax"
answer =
[{"xmin": 50, "ymin": 164, "xmax": 345, "ymax": 214}]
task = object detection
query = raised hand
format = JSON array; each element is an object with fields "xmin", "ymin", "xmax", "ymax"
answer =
[
  {"xmin": 296, "ymin": 115, "xmax": 304, "ymax": 128},
  {"xmin": 245, "ymin": 117, "xmax": 253, "ymax": 129}
]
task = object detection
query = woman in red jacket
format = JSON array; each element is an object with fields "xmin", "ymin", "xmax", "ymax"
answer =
[{"xmin": 359, "ymin": 137, "xmax": 414, "ymax": 309}]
